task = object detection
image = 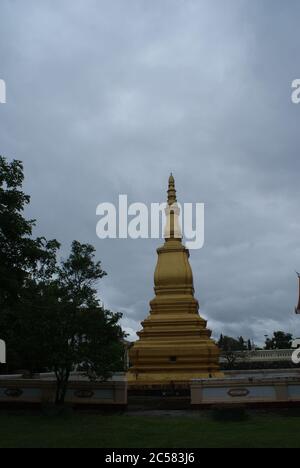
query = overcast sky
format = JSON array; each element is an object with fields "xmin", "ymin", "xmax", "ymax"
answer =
[{"xmin": 1, "ymin": 0, "xmax": 300, "ymax": 345}]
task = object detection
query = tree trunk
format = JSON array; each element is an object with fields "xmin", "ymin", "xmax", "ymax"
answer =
[{"xmin": 55, "ymin": 368, "xmax": 70, "ymax": 406}]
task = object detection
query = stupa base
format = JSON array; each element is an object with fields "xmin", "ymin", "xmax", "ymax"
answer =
[{"xmin": 127, "ymin": 370, "xmax": 224, "ymax": 388}]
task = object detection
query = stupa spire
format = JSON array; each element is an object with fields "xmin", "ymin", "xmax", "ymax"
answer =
[
  {"xmin": 165, "ymin": 173, "xmax": 181, "ymax": 241},
  {"xmin": 167, "ymin": 173, "xmax": 177, "ymax": 206}
]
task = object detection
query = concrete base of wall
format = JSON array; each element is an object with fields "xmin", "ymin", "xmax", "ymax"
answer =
[
  {"xmin": 0, "ymin": 378, "xmax": 127, "ymax": 406},
  {"xmin": 191, "ymin": 369, "xmax": 300, "ymax": 406}
]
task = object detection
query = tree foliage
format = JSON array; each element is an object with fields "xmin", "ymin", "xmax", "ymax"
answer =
[
  {"xmin": 0, "ymin": 156, "xmax": 53, "ymax": 308},
  {"xmin": 265, "ymin": 331, "xmax": 293, "ymax": 350},
  {"xmin": 0, "ymin": 157, "xmax": 126, "ymax": 405},
  {"xmin": 218, "ymin": 335, "xmax": 249, "ymax": 370},
  {"xmin": 218, "ymin": 335, "xmax": 247, "ymax": 352}
]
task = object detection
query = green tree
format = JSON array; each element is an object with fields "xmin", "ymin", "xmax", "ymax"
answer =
[
  {"xmin": 5, "ymin": 241, "xmax": 125, "ymax": 405},
  {"xmin": 0, "ymin": 157, "xmax": 51, "ymax": 309},
  {"xmin": 49, "ymin": 241, "xmax": 125, "ymax": 405},
  {"xmin": 218, "ymin": 335, "xmax": 247, "ymax": 352},
  {"xmin": 0, "ymin": 156, "xmax": 59, "ymax": 371},
  {"xmin": 238, "ymin": 336, "xmax": 247, "ymax": 351},
  {"xmin": 265, "ymin": 331, "xmax": 293, "ymax": 350},
  {"xmin": 219, "ymin": 334, "xmax": 224, "ymax": 349},
  {"xmin": 218, "ymin": 335, "xmax": 248, "ymax": 370},
  {"xmin": 0, "ymin": 237, "xmax": 60, "ymax": 373},
  {"xmin": 0, "ymin": 158, "xmax": 126, "ymax": 405}
]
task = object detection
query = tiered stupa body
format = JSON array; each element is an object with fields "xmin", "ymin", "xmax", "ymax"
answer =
[{"xmin": 127, "ymin": 175, "xmax": 221, "ymax": 385}]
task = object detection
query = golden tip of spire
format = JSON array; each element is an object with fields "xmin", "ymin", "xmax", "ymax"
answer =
[
  {"xmin": 167, "ymin": 173, "xmax": 177, "ymax": 205},
  {"xmin": 168, "ymin": 173, "xmax": 175, "ymax": 185}
]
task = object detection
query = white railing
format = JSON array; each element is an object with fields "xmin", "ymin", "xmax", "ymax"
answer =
[{"xmin": 221, "ymin": 349, "xmax": 294, "ymax": 363}]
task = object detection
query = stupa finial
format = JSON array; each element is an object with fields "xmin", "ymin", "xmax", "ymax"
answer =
[{"xmin": 167, "ymin": 173, "xmax": 177, "ymax": 206}]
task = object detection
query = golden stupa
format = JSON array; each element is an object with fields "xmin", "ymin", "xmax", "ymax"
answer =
[{"xmin": 127, "ymin": 175, "xmax": 222, "ymax": 386}]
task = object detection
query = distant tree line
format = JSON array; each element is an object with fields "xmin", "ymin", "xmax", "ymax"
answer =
[
  {"xmin": 218, "ymin": 332, "xmax": 296, "ymax": 370},
  {"xmin": 0, "ymin": 157, "xmax": 126, "ymax": 405},
  {"xmin": 218, "ymin": 331, "xmax": 294, "ymax": 353}
]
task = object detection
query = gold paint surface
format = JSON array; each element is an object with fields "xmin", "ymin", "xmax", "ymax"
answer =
[{"xmin": 127, "ymin": 176, "xmax": 222, "ymax": 385}]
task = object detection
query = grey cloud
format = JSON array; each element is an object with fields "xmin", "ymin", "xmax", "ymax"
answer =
[{"xmin": 1, "ymin": 0, "xmax": 300, "ymax": 345}]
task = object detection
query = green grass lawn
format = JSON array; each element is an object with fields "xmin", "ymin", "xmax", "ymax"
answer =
[{"xmin": 0, "ymin": 411, "xmax": 299, "ymax": 448}]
